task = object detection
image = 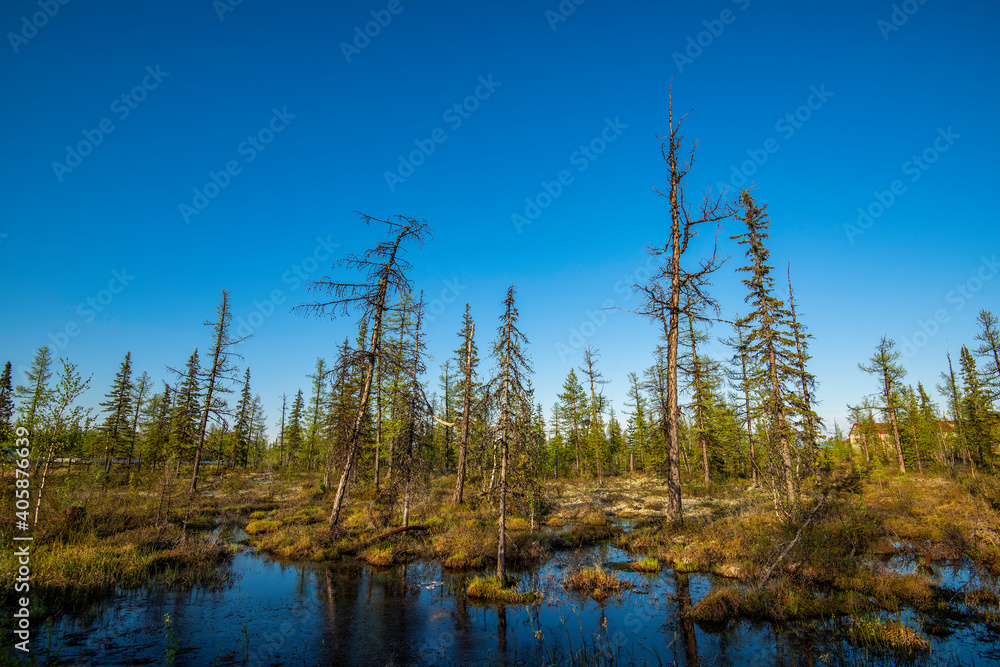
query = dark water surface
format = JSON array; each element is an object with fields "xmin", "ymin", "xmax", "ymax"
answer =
[{"xmin": 21, "ymin": 534, "xmax": 1000, "ymax": 666}]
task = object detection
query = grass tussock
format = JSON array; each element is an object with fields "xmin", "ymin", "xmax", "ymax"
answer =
[
  {"xmin": 846, "ymin": 618, "xmax": 929, "ymax": 655},
  {"xmin": 466, "ymin": 576, "xmax": 538, "ymax": 604},
  {"xmin": 244, "ymin": 519, "xmax": 280, "ymax": 534},
  {"xmin": 629, "ymin": 557, "xmax": 659, "ymax": 573},
  {"xmin": 428, "ymin": 520, "xmax": 496, "ymax": 569},
  {"xmin": 833, "ymin": 571, "xmax": 934, "ymax": 612},
  {"xmin": 421, "ymin": 503, "xmax": 552, "ymax": 568},
  {"xmin": 250, "ymin": 522, "xmax": 340, "ymax": 561},
  {"xmin": 564, "ymin": 566, "xmax": 634, "ymax": 600}
]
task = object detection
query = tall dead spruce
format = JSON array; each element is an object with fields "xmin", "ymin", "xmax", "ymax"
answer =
[
  {"xmin": 632, "ymin": 95, "xmax": 732, "ymax": 524},
  {"xmin": 295, "ymin": 214, "xmax": 431, "ymax": 528}
]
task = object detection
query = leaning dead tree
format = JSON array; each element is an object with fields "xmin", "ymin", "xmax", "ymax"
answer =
[
  {"xmin": 294, "ymin": 214, "xmax": 431, "ymax": 528},
  {"xmin": 191, "ymin": 289, "xmax": 249, "ymax": 491},
  {"xmin": 631, "ymin": 92, "xmax": 733, "ymax": 524}
]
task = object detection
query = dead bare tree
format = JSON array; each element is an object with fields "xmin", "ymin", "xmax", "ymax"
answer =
[
  {"xmin": 294, "ymin": 214, "xmax": 431, "ymax": 528},
  {"xmin": 630, "ymin": 92, "xmax": 733, "ymax": 524}
]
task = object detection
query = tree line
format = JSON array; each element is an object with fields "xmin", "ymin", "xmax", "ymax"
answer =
[{"xmin": 3, "ymin": 99, "xmax": 998, "ymax": 582}]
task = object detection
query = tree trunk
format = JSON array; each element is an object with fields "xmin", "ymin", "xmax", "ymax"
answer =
[
  {"xmin": 33, "ymin": 436, "xmax": 57, "ymax": 526},
  {"xmin": 497, "ymin": 432, "xmax": 508, "ymax": 582},
  {"xmin": 883, "ymin": 374, "xmax": 906, "ymax": 474},
  {"xmin": 328, "ymin": 252, "xmax": 398, "ymax": 526},
  {"xmin": 768, "ymin": 339, "xmax": 796, "ymax": 510},
  {"xmin": 666, "ymin": 287, "xmax": 682, "ymax": 522},
  {"xmin": 374, "ymin": 357, "xmax": 382, "ymax": 494},
  {"xmin": 192, "ymin": 294, "xmax": 233, "ymax": 492},
  {"xmin": 328, "ymin": 354, "xmax": 376, "ymax": 526},
  {"xmin": 454, "ymin": 321, "xmax": 474, "ymax": 504}
]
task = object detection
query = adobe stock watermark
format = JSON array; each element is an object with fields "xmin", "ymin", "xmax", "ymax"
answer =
[
  {"xmin": 47, "ymin": 268, "xmax": 135, "ymax": 351},
  {"xmin": 843, "ymin": 126, "xmax": 958, "ymax": 244},
  {"xmin": 877, "ymin": 0, "xmax": 930, "ymax": 40},
  {"xmin": 900, "ymin": 254, "xmax": 997, "ymax": 359},
  {"xmin": 545, "ymin": 0, "xmax": 586, "ymax": 30},
  {"xmin": 672, "ymin": 0, "xmax": 751, "ymax": 73},
  {"xmin": 7, "ymin": 0, "xmax": 71, "ymax": 53},
  {"xmin": 512, "ymin": 116, "xmax": 628, "ymax": 234},
  {"xmin": 340, "ymin": 0, "xmax": 413, "ymax": 63},
  {"xmin": 384, "ymin": 75, "xmax": 501, "ymax": 192},
  {"xmin": 424, "ymin": 277, "xmax": 467, "ymax": 324},
  {"xmin": 233, "ymin": 235, "xmax": 339, "ymax": 337},
  {"xmin": 51, "ymin": 65, "xmax": 169, "ymax": 182},
  {"xmin": 179, "ymin": 107, "xmax": 296, "ymax": 224},
  {"xmin": 714, "ymin": 84, "xmax": 833, "ymax": 194},
  {"xmin": 213, "ymin": 0, "xmax": 244, "ymax": 21},
  {"xmin": 555, "ymin": 255, "xmax": 658, "ymax": 361},
  {"xmin": 245, "ymin": 601, "xmax": 321, "ymax": 667}
]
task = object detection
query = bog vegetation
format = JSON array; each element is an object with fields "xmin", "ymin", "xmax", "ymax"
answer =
[{"xmin": 2, "ymin": 100, "xmax": 998, "ymax": 659}]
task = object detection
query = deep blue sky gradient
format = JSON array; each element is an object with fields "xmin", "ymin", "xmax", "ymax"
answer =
[{"xmin": 2, "ymin": 0, "xmax": 997, "ymax": 435}]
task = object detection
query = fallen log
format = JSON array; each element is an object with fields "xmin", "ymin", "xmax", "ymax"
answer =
[
  {"xmin": 343, "ymin": 524, "xmax": 429, "ymax": 554},
  {"xmin": 756, "ymin": 498, "xmax": 827, "ymax": 588}
]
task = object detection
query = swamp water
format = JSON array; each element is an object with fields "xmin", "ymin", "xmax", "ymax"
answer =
[{"xmin": 15, "ymin": 529, "xmax": 1000, "ymax": 666}]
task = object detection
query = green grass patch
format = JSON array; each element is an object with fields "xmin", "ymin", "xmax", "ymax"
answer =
[
  {"xmin": 184, "ymin": 515, "xmax": 215, "ymax": 532},
  {"xmin": 629, "ymin": 557, "xmax": 660, "ymax": 573},
  {"xmin": 244, "ymin": 519, "xmax": 281, "ymax": 535},
  {"xmin": 467, "ymin": 576, "xmax": 538, "ymax": 604}
]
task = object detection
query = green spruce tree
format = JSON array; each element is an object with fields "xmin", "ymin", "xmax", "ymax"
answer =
[
  {"xmin": 624, "ymin": 372, "xmax": 648, "ymax": 473},
  {"xmin": 232, "ymin": 368, "xmax": 253, "ymax": 468},
  {"xmin": 170, "ymin": 349, "xmax": 202, "ymax": 464},
  {"xmin": 973, "ymin": 309, "xmax": 1000, "ymax": 406},
  {"xmin": 453, "ymin": 303, "xmax": 479, "ymax": 504},
  {"xmin": 100, "ymin": 351, "xmax": 134, "ymax": 472},
  {"xmin": 732, "ymin": 191, "xmax": 799, "ymax": 513},
  {"xmin": 488, "ymin": 285, "xmax": 533, "ymax": 583},
  {"xmin": 554, "ymin": 368, "xmax": 588, "ymax": 475},
  {"xmin": 0, "ymin": 361, "xmax": 13, "ymax": 443},
  {"xmin": 286, "ymin": 389, "xmax": 305, "ymax": 467},
  {"xmin": 959, "ymin": 345, "xmax": 991, "ymax": 468},
  {"xmin": 15, "ymin": 346, "xmax": 54, "ymax": 434},
  {"xmin": 858, "ymin": 336, "xmax": 908, "ymax": 474}
]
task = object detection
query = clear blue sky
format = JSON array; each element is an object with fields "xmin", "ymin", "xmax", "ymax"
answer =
[{"xmin": 2, "ymin": 0, "xmax": 997, "ymax": 436}]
